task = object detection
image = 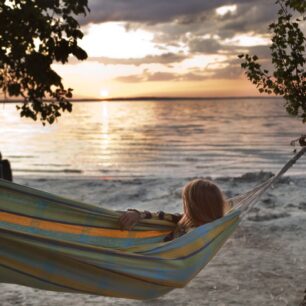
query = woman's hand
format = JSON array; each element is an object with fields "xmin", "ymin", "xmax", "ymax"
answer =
[{"xmin": 119, "ymin": 211, "xmax": 141, "ymax": 230}]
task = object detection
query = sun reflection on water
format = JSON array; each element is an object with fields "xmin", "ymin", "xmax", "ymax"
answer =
[{"xmin": 101, "ymin": 102, "xmax": 109, "ymax": 148}]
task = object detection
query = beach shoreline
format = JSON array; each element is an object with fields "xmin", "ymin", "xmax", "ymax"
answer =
[{"xmin": 0, "ymin": 172, "xmax": 305, "ymax": 305}]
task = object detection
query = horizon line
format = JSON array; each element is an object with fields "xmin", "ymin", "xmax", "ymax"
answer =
[{"xmin": 0, "ymin": 95, "xmax": 281, "ymax": 103}]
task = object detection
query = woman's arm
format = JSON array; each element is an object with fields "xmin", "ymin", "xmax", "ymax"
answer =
[{"xmin": 119, "ymin": 209, "xmax": 182, "ymax": 230}]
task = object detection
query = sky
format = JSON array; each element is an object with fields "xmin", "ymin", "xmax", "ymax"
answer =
[{"xmin": 54, "ymin": 0, "xmax": 280, "ymax": 99}]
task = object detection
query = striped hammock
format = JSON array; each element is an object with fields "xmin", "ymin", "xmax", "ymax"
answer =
[{"xmin": 0, "ymin": 147, "xmax": 305, "ymax": 300}]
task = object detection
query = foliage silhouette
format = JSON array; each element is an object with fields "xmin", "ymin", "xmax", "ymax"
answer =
[
  {"xmin": 239, "ymin": 0, "xmax": 306, "ymax": 122},
  {"xmin": 0, "ymin": 0, "xmax": 89, "ymax": 124}
]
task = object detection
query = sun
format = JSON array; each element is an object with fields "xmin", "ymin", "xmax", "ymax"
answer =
[{"xmin": 100, "ymin": 88, "xmax": 109, "ymax": 98}]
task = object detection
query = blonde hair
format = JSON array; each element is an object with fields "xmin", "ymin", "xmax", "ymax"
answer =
[{"xmin": 177, "ymin": 179, "xmax": 228, "ymax": 231}]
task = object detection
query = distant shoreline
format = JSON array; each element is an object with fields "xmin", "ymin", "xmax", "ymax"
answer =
[{"xmin": 0, "ymin": 96, "xmax": 282, "ymax": 103}]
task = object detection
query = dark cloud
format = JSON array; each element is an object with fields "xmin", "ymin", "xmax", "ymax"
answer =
[
  {"xmin": 82, "ymin": 0, "xmax": 251, "ymax": 25},
  {"xmin": 188, "ymin": 38, "xmax": 223, "ymax": 54},
  {"xmin": 132, "ymin": 0, "xmax": 277, "ymax": 56},
  {"xmin": 217, "ymin": 2, "xmax": 277, "ymax": 38},
  {"xmin": 242, "ymin": 45, "xmax": 271, "ymax": 59},
  {"xmin": 81, "ymin": 0, "xmax": 277, "ymax": 40}
]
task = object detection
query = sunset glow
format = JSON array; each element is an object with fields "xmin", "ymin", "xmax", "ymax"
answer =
[
  {"xmin": 100, "ymin": 88, "xmax": 109, "ymax": 97},
  {"xmin": 52, "ymin": 1, "xmax": 277, "ymax": 99},
  {"xmin": 79, "ymin": 23, "xmax": 160, "ymax": 59}
]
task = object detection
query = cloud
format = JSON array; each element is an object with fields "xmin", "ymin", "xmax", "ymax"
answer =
[
  {"xmin": 72, "ymin": 0, "xmax": 283, "ymax": 89},
  {"xmin": 116, "ymin": 71, "xmax": 176, "ymax": 83},
  {"xmin": 217, "ymin": 2, "xmax": 277, "ymax": 38},
  {"xmin": 84, "ymin": 52, "xmax": 189, "ymax": 66},
  {"xmin": 114, "ymin": 44, "xmax": 273, "ymax": 83},
  {"xmin": 115, "ymin": 69, "xmax": 215, "ymax": 83},
  {"xmin": 188, "ymin": 38, "xmax": 223, "ymax": 54},
  {"xmin": 82, "ymin": 0, "xmax": 251, "ymax": 25},
  {"xmin": 76, "ymin": 0, "xmax": 279, "ymax": 61},
  {"xmin": 115, "ymin": 74, "xmax": 144, "ymax": 83},
  {"xmin": 125, "ymin": 1, "xmax": 277, "ymax": 57},
  {"xmin": 242, "ymin": 45, "xmax": 271, "ymax": 59},
  {"xmin": 80, "ymin": 0, "xmax": 278, "ymax": 40}
]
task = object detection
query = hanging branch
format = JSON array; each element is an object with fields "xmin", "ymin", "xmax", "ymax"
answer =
[
  {"xmin": 238, "ymin": 0, "xmax": 306, "ymax": 123},
  {"xmin": 0, "ymin": 0, "xmax": 89, "ymax": 125}
]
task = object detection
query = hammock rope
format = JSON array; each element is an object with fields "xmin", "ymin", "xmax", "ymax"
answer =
[
  {"xmin": 232, "ymin": 146, "xmax": 306, "ymax": 217},
  {"xmin": 0, "ymin": 145, "xmax": 305, "ymax": 300}
]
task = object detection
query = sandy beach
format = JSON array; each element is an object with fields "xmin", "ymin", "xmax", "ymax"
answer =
[{"xmin": 0, "ymin": 171, "xmax": 305, "ymax": 306}]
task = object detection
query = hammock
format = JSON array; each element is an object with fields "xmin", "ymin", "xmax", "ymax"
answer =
[{"xmin": 0, "ymin": 147, "xmax": 305, "ymax": 300}]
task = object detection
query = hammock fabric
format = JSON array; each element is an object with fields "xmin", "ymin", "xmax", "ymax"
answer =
[{"xmin": 0, "ymin": 147, "xmax": 305, "ymax": 300}]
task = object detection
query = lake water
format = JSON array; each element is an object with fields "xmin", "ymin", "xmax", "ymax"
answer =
[{"xmin": 0, "ymin": 98, "xmax": 305, "ymax": 178}]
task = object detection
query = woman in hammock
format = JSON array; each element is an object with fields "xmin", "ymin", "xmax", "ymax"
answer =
[{"xmin": 119, "ymin": 178, "xmax": 230, "ymax": 241}]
